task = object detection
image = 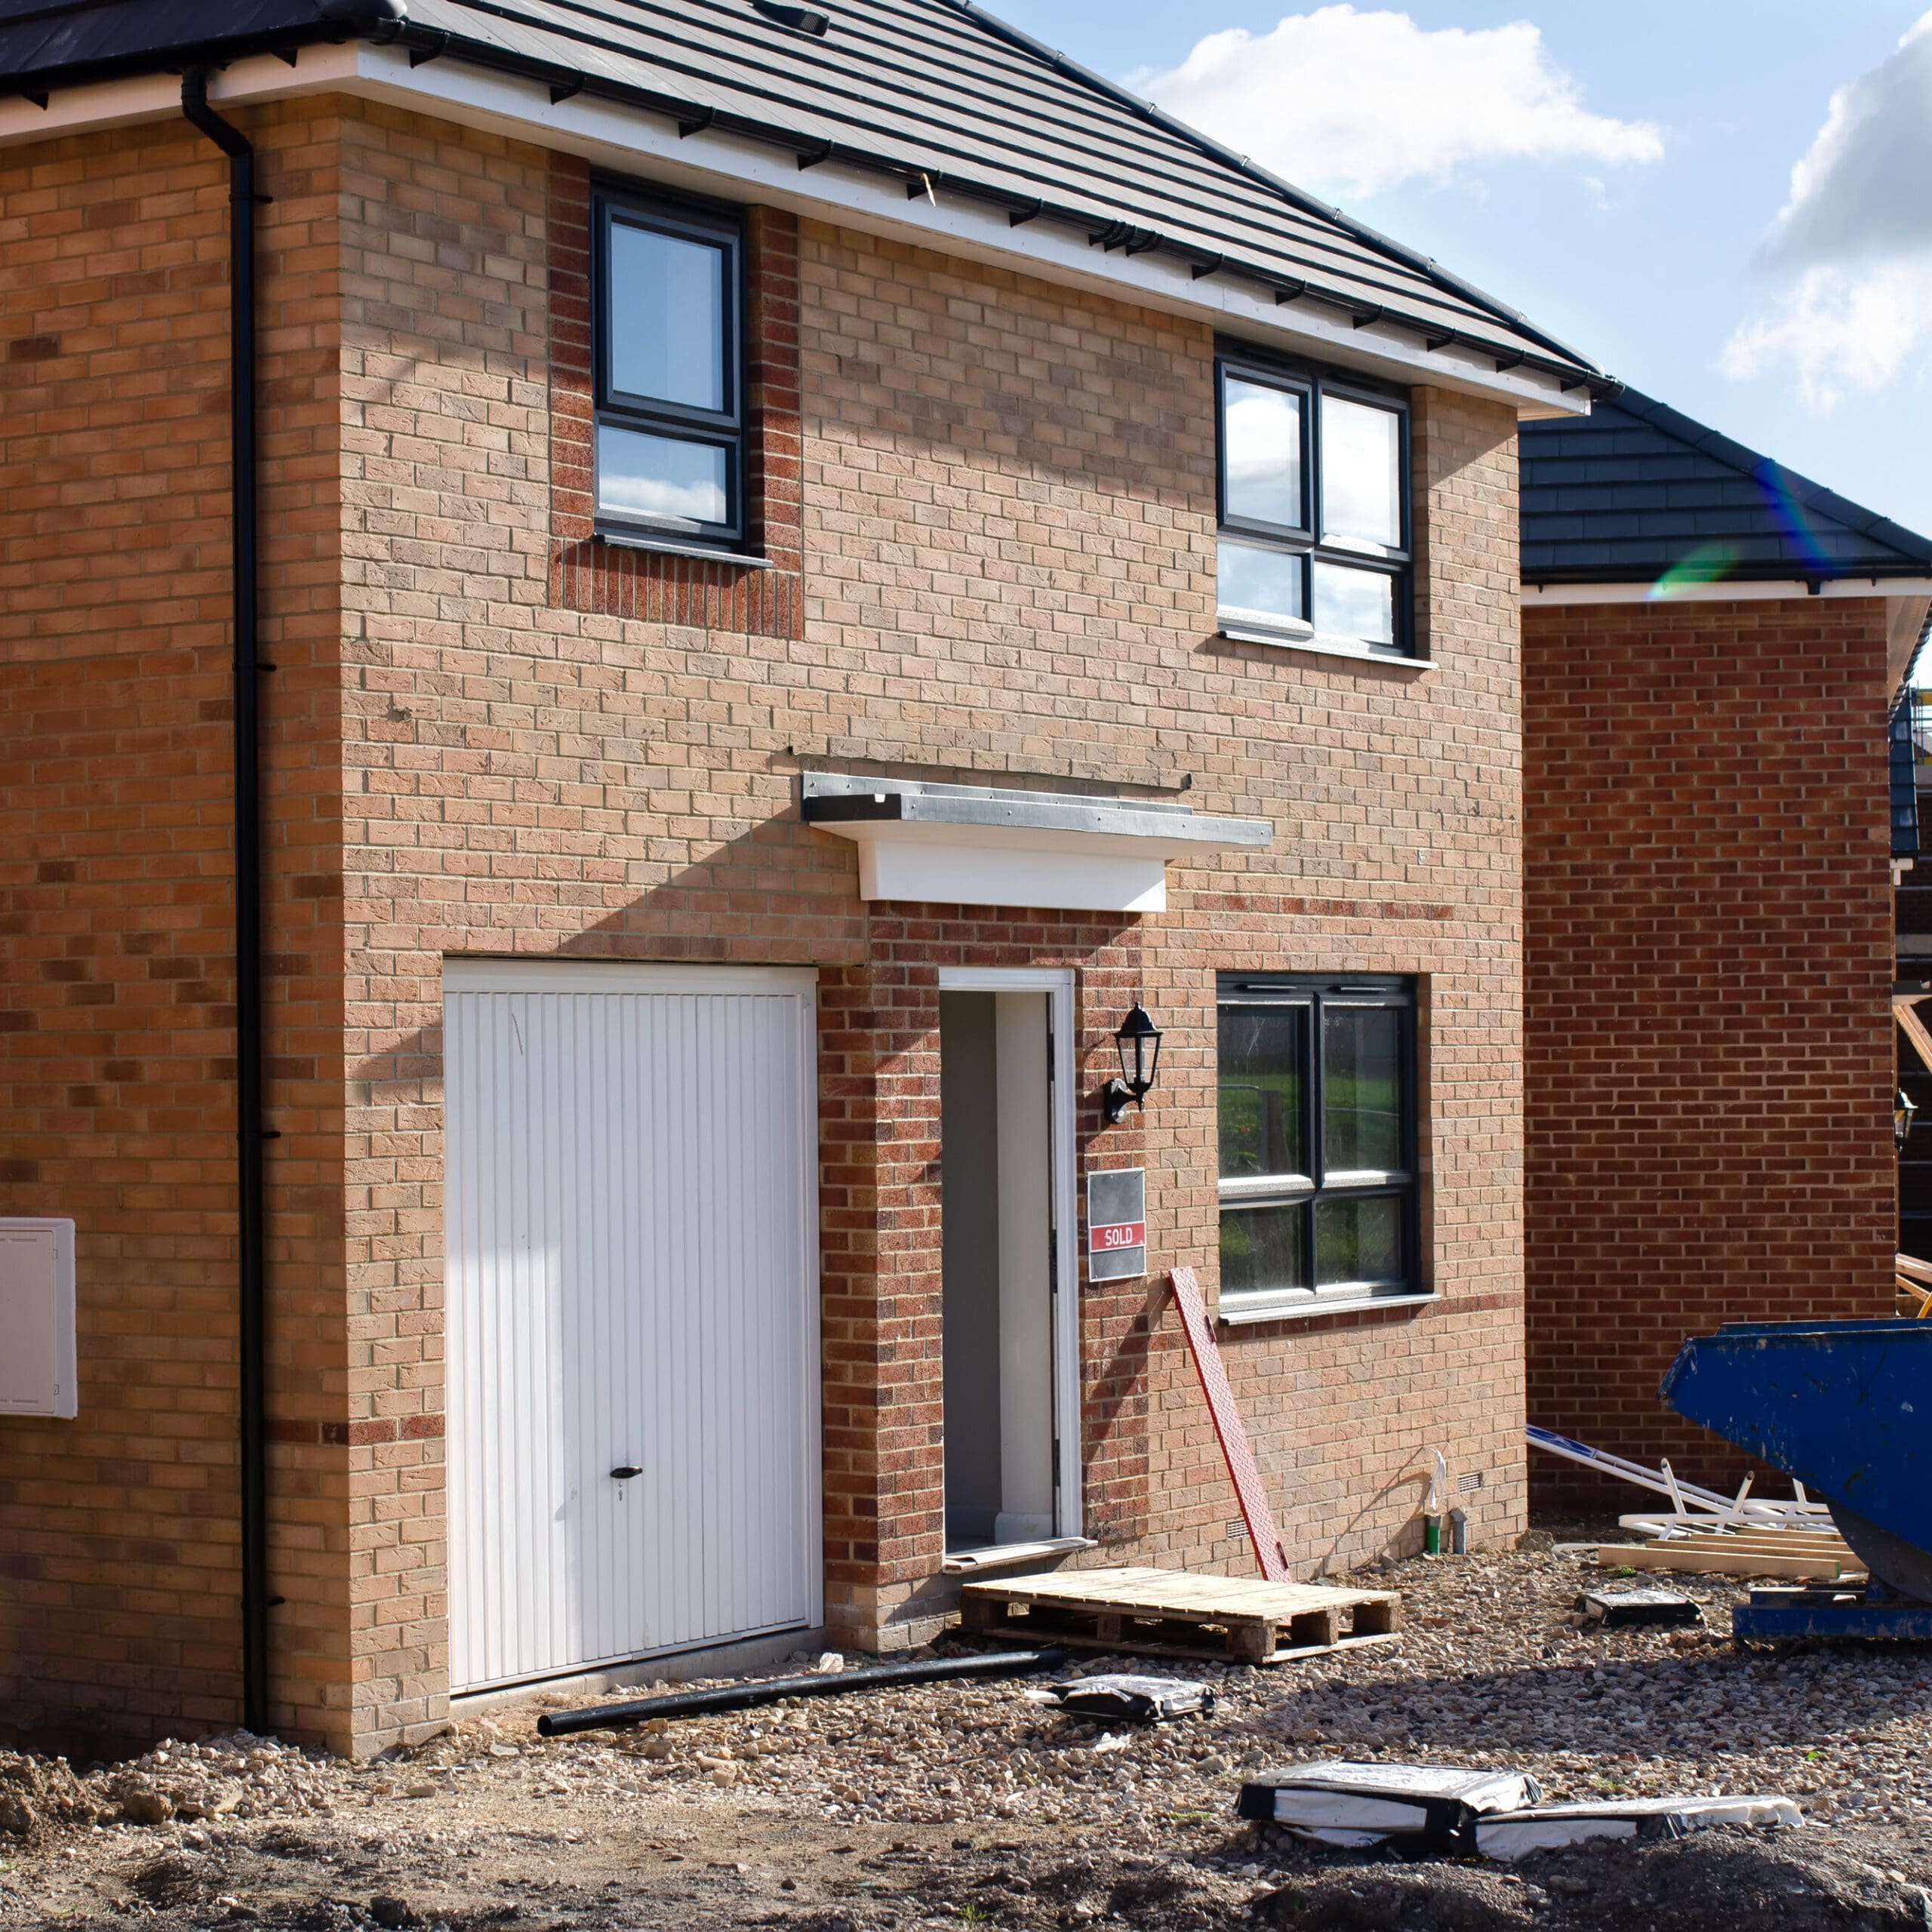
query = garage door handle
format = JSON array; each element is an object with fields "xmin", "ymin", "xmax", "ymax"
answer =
[{"xmin": 609, "ymin": 1466, "xmax": 643, "ymax": 1481}]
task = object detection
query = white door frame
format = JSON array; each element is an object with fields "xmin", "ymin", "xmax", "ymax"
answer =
[
  {"xmin": 441, "ymin": 955, "xmax": 823, "ymax": 1687},
  {"xmin": 935, "ymin": 966, "xmax": 1081, "ymax": 1538}
]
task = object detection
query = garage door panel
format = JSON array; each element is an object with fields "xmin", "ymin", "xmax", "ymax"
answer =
[{"xmin": 445, "ymin": 966, "xmax": 819, "ymax": 1695}]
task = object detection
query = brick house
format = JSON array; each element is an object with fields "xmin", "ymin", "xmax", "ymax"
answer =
[
  {"xmin": 1518, "ymin": 387, "xmax": 1932, "ymax": 1503},
  {"xmin": 0, "ymin": 0, "xmax": 1607, "ymax": 1756}
]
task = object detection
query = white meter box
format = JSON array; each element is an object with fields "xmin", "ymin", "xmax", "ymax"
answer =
[{"xmin": 0, "ymin": 1219, "xmax": 77, "ymax": 1418}]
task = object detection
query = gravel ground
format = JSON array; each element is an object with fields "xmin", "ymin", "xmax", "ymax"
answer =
[{"xmin": 8, "ymin": 1527, "xmax": 1932, "ymax": 1929}]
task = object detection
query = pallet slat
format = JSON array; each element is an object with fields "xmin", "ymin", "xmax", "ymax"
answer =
[{"xmin": 958, "ymin": 1565, "xmax": 1401, "ymax": 1666}]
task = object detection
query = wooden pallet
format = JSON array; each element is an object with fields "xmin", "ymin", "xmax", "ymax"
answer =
[{"xmin": 958, "ymin": 1565, "xmax": 1401, "ymax": 1666}]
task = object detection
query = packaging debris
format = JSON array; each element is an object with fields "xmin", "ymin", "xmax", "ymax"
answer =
[
  {"xmin": 1473, "ymin": 1794, "xmax": 1803, "ymax": 1861},
  {"xmin": 1237, "ymin": 1760, "xmax": 1801, "ymax": 1860},
  {"xmin": 1574, "ymin": 1587, "xmax": 1703, "ymax": 1631},
  {"xmin": 1235, "ymin": 1761, "xmax": 1540, "ymax": 1850},
  {"xmin": 1035, "ymin": 1674, "xmax": 1217, "ymax": 1724}
]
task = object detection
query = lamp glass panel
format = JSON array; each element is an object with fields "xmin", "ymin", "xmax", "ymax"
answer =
[
  {"xmin": 608, "ymin": 220, "xmax": 726, "ymax": 411},
  {"xmin": 1222, "ymin": 375, "xmax": 1304, "ymax": 528},
  {"xmin": 1220, "ymin": 1201, "xmax": 1309, "ymax": 1296},
  {"xmin": 1321, "ymin": 1006, "xmax": 1402, "ymax": 1172},
  {"xmin": 1217, "ymin": 1005, "xmax": 1307, "ymax": 1180}
]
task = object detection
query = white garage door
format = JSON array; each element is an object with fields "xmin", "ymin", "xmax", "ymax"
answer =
[{"xmin": 443, "ymin": 960, "xmax": 820, "ymax": 1694}]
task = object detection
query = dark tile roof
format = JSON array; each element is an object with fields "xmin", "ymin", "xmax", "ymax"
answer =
[
  {"xmin": 1521, "ymin": 386, "xmax": 1932, "ymax": 585},
  {"xmin": 0, "ymin": 0, "xmax": 1606, "ymax": 389}
]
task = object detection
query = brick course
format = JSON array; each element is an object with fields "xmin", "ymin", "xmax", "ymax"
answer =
[
  {"xmin": 5, "ymin": 98, "xmax": 1530, "ymax": 1753},
  {"xmin": 1522, "ymin": 597, "xmax": 1896, "ymax": 1503}
]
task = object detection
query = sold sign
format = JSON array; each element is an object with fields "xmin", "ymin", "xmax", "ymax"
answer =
[{"xmin": 1086, "ymin": 1168, "xmax": 1146, "ymax": 1283}]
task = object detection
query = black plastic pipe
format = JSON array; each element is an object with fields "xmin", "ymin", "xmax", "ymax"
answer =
[
  {"xmin": 181, "ymin": 70, "xmax": 269, "ymax": 1740},
  {"xmin": 536, "ymin": 1647, "xmax": 1069, "ymax": 1737}
]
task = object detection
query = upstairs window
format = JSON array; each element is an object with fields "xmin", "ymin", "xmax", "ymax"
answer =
[
  {"xmin": 595, "ymin": 190, "xmax": 744, "ymax": 547},
  {"xmin": 1216, "ymin": 355, "xmax": 1412, "ymax": 657},
  {"xmin": 1217, "ymin": 974, "xmax": 1420, "ymax": 1310}
]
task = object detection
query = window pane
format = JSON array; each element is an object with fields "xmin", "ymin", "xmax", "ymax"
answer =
[
  {"xmin": 1223, "ymin": 376, "xmax": 1304, "ymax": 528},
  {"xmin": 1217, "ymin": 1006, "xmax": 1306, "ymax": 1179},
  {"xmin": 1320, "ymin": 394, "xmax": 1401, "ymax": 549},
  {"xmin": 1217, "ymin": 540, "xmax": 1305, "ymax": 627},
  {"xmin": 1220, "ymin": 1202, "xmax": 1309, "ymax": 1297},
  {"xmin": 1315, "ymin": 1195, "xmax": 1404, "ymax": 1287},
  {"xmin": 1323, "ymin": 1006, "xmax": 1403, "ymax": 1172},
  {"xmin": 609, "ymin": 220, "xmax": 725, "ymax": 411},
  {"xmin": 597, "ymin": 424, "xmax": 728, "ymax": 527},
  {"xmin": 1311, "ymin": 560, "xmax": 1395, "ymax": 645}
]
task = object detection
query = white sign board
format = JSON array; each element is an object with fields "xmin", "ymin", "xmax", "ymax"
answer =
[
  {"xmin": 0, "ymin": 1218, "xmax": 77, "ymax": 1418},
  {"xmin": 1086, "ymin": 1167, "xmax": 1146, "ymax": 1283}
]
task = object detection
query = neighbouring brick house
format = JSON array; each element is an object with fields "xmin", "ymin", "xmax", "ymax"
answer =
[
  {"xmin": 0, "ymin": 0, "xmax": 1609, "ymax": 1756},
  {"xmin": 1518, "ymin": 388, "xmax": 1932, "ymax": 1504}
]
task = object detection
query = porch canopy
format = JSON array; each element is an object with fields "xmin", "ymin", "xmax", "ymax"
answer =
[{"xmin": 801, "ymin": 771, "xmax": 1272, "ymax": 913}]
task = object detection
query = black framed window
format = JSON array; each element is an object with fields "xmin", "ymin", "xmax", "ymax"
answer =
[
  {"xmin": 594, "ymin": 189, "xmax": 744, "ymax": 546},
  {"xmin": 1215, "ymin": 353, "xmax": 1412, "ymax": 657},
  {"xmin": 1217, "ymin": 974, "xmax": 1420, "ymax": 1306}
]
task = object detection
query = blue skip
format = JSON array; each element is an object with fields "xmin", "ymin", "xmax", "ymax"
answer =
[{"xmin": 1660, "ymin": 1319, "xmax": 1932, "ymax": 1638}]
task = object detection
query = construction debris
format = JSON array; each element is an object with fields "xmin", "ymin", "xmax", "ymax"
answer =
[
  {"xmin": 1597, "ymin": 1533, "xmax": 1862, "ymax": 1583},
  {"xmin": 1528, "ymin": 1425, "xmax": 1826, "ymax": 1531},
  {"xmin": 1574, "ymin": 1587, "xmax": 1702, "ymax": 1631},
  {"xmin": 1473, "ymin": 1793, "xmax": 1803, "ymax": 1860},
  {"xmin": 1236, "ymin": 1760, "xmax": 1802, "ymax": 1861},
  {"xmin": 534, "ymin": 1647, "xmax": 1067, "ymax": 1738},
  {"xmin": 1034, "ymin": 1673, "xmax": 1216, "ymax": 1724},
  {"xmin": 1235, "ymin": 1760, "xmax": 1539, "ymax": 1850}
]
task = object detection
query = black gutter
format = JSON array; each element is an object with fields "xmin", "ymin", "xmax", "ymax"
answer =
[{"xmin": 181, "ymin": 69, "xmax": 270, "ymax": 1741}]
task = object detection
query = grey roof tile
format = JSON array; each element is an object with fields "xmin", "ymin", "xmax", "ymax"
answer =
[
  {"xmin": 1522, "ymin": 388, "xmax": 1932, "ymax": 583},
  {"xmin": 1, "ymin": 0, "xmax": 1604, "ymax": 385}
]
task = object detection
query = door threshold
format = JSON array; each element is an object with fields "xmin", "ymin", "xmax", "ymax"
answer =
[{"xmin": 942, "ymin": 1536, "xmax": 1096, "ymax": 1575}]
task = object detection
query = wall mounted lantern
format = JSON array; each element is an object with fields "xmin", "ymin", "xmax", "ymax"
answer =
[
  {"xmin": 1103, "ymin": 1003, "xmax": 1163, "ymax": 1124},
  {"xmin": 1899, "ymin": 1088, "xmax": 1918, "ymax": 1151}
]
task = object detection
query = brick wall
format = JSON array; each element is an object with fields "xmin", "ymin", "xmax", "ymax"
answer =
[
  {"xmin": 5, "ymin": 94, "xmax": 1532, "ymax": 1751},
  {"xmin": 1522, "ymin": 597, "xmax": 1896, "ymax": 1503},
  {"xmin": 0, "ymin": 103, "xmax": 349, "ymax": 1752}
]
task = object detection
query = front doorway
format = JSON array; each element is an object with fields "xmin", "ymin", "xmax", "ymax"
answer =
[{"xmin": 937, "ymin": 968, "xmax": 1080, "ymax": 1558}]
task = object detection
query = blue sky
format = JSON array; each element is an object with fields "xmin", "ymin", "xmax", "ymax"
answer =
[{"xmin": 991, "ymin": 3, "xmax": 1932, "ymax": 542}]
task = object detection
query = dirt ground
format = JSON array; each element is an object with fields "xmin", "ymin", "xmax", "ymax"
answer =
[{"xmin": 9, "ymin": 1527, "xmax": 1932, "ymax": 1930}]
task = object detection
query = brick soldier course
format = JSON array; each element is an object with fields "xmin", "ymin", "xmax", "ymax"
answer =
[{"xmin": 4, "ymin": 11, "xmax": 1602, "ymax": 1757}]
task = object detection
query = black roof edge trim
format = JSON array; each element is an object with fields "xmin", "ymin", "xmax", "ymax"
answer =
[
  {"xmin": 934, "ymin": 0, "xmax": 1606, "ymax": 380},
  {"xmin": 1523, "ymin": 562, "xmax": 1932, "ymax": 589}
]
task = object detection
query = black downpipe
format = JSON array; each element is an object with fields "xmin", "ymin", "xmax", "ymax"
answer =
[
  {"xmin": 535, "ymin": 1647, "xmax": 1069, "ymax": 1738},
  {"xmin": 181, "ymin": 71, "xmax": 269, "ymax": 1740}
]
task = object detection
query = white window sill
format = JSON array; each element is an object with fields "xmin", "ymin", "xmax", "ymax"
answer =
[
  {"xmin": 594, "ymin": 528, "xmax": 777, "ymax": 568},
  {"xmin": 1217, "ymin": 621, "xmax": 1432, "ymax": 669},
  {"xmin": 1217, "ymin": 1289, "xmax": 1435, "ymax": 1326},
  {"xmin": 941, "ymin": 1536, "xmax": 1096, "ymax": 1575}
]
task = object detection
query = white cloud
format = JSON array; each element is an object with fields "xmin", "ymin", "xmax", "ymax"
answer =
[
  {"xmin": 1125, "ymin": 7, "xmax": 1662, "ymax": 202},
  {"xmin": 1722, "ymin": 14, "xmax": 1932, "ymax": 406}
]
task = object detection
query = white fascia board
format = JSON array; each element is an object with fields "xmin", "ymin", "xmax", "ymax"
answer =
[
  {"xmin": 0, "ymin": 42, "xmax": 1586, "ymax": 421},
  {"xmin": 1524, "ymin": 578, "xmax": 1932, "ymax": 607},
  {"xmin": 852, "ymin": 838, "xmax": 1170, "ymax": 913}
]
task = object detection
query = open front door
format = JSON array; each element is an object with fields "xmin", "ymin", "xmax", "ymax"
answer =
[{"xmin": 937, "ymin": 970, "xmax": 1079, "ymax": 1558}]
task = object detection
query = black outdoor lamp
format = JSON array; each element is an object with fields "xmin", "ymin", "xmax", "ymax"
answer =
[
  {"xmin": 1103, "ymin": 1003, "xmax": 1163, "ymax": 1124},
  {"xmin": 1899, "ymin": 1088, "xmax": 1918, "ymax": 1151}
]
